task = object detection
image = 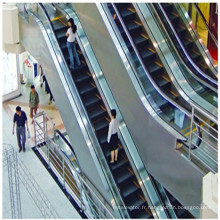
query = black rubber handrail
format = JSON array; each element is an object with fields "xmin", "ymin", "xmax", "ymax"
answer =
[{"xmin": 55, "ymin": 129, "xmax": 77, "ymax": 157}]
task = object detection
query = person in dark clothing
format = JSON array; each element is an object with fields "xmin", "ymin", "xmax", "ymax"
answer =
[{"xmin": 12, "ymin": 106, "xmax": 29, "ymax": 152}]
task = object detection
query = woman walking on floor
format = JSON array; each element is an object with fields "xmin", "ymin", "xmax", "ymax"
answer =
[{"xmin": 107, "ymin": 109, "xmax": 119, "ymax": 163}]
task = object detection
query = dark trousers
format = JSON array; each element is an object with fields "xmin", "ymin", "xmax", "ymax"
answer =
[{"xmin": 16, "ymin": 126, "xmax": 26, "ymax": 150}]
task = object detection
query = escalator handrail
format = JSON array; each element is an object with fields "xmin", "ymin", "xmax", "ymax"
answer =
[
  {"xmin": 111, "ymin": 3, "xmax": 191, "ymax": 119},
  {"xmin": 150, "ymin": 3, "xmax": 218, "ymax": 94},
  {"xmin": 55, "ymin": 129, "xmax": 77, "ymax": 157},
  {"xmin": 157, "ymin": 3, "xmax": 218, "ymax": 86},
  {"xmin": 193, "ymin": 3, "xmax": 218, "ymax": 47},
  {"xmin": 37, "ymin": 3, "xmax": 129, "ymax": 218}
]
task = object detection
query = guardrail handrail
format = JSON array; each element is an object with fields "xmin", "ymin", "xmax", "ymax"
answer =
[{"xmin": 33, "ymin": 112, "xmax": 115, "ymax": 218}]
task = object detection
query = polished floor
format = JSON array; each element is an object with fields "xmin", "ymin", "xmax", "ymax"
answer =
[{"xmin": 2, "ymin": 79, "xmax": 81, "ymax": 219}]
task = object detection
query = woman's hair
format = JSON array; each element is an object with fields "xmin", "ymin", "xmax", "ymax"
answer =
[
  {"xmin": 68, "ymin": 18, "xmax": 77, "ymax": 34},
  {"xmin": 111, "ymin": 109, "xmax": 117, "ymax": 118}
]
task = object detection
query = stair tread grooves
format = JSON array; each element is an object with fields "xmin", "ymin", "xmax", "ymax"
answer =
[
  {"xmin": 156, "ymin": 76, "xmax": 170, "ymax": 87},
  {"xmin": 147, "ymin": 63, "xmax": 163, "ymax": 72},
  {"xmin": 121, "ymin": 182, "xmax": 139, "ymax": 198},
  {"xmin": 126, "ymin": 195, "xmax": 145, "ymax": 207},
  {"xmin": 78, "ymin": 84, "xmax": 96, "ymax": 95},
  {"xmin": 93, "ymin": 119, "xmax": 109, "ymax": 131},
  {"xmin": 120, "ymin": 8, "xmax": 134, "ymax": 17},
  {"xmin": 110, "ymin": 159, "xmax": 128, "ymax": 171},
  {"xmin": 83, "ymin": 95, "xmax": 100, "ymax": 107},
  {"xmin": 131, "ymin": 209, "xmax": 152, "ymax": 218},
  {"xmin": 115, "ymin": 169, "xmax": 133, "ymax": 184},
  {"xmin": 75, "ymin": 73, "xmax": 90, "ymax": 83},
  {"xmin": 127, "ymin": 22, "xmax": 141, "ymax": 31},
  {"xmin": 141, "ymin": 49, "xmax": 155, "ymax": 59},
  {"xmin": 89, "ymin": 107, "xmax": 106, "ymax": 119}
]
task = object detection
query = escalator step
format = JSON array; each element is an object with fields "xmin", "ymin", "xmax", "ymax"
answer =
[
  {"xmin": 147, "ymin": 63, "xmax": 163, "ymax": 75},
  {"xmin": 134, "ymin": 35, "xmax": 149, "ymax": 48},
  {"xmin": 189, "ymin": 50, "xmax": 200, "ymax": 60},
  {"xmin": 131, "ymin": 209, "xmax": 152, "ymax": 219},
  {"xmin": 83, "ymin": 95, "xmax": 101, "ymax": 108},
  {"xmin": 120, "ymin": 8, "xmax": 135, "ymax": 21},
  {"xmin": 140, "ymin": 49, "xmax": 155, "ymax": 62},
  {"xmin": 127, "ymin": 22, "xmax": 142, "ymax": 33},
  {"xmin": 162, "ymin": 3, "xmax": 173, "ymax": 12},
  {"xmin": 103, "ymin": 146, "xmax": 123, "ymax": 158},
  {"xmin": 168, "ymin": 12, "xmax": 179, "ymax": 22},
  {"xmin": 88, "ymin": 107, "xmax": 106, "ymax": 121},
  {"xmin": 182, "ymin": 37, "xmax": 193, "ymax": 48},
  {"xmin": 53, "ymin": 22, "xmax": 67, "ymax": 31},
  {"xmin": 156, "ymin": 76, "xmax": 170, "ymax": 88},
  {"xmin": 175, "ymin": 24, "xmax": 186, "ymax": 35},
  {"xmin": 121, "ymin": 181, "xmax": 139, "ymax": 198},
  {"xmin": 74, "ymin": 73, "xmax": 91, "ymax": 84},
  {"xmin": 98, "ymin": 133, "xmax": 107, "ymax": 145},
  {"xmin": 93, "ymin": 118, "xmax": 109, "ymax": 133},
  {"xmin": 78, "ymin": 84, "xmax": 96, "ymax": 96},
  {"xmin": 55, "ymin": 30, "xmax": 66, "ymax": 40},
  {"xmin": 115, "ymin": 168, "xmax": 134, "ymax": 185},
  {"xmin": 116, "ymin": 3, "xmax": 129, "ymax": 9},
  {"xmin": 110, "ymin": 158, "xmax": 128, "ymax": 172},
  {"xmin": 126, "ymin": 194, "xmax": 145, "ymax": 207}
]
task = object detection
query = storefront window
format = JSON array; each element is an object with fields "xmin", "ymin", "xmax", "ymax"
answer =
[{"xmin": 2, "ymin": 52, "xmax": 18, "ymax": 96}]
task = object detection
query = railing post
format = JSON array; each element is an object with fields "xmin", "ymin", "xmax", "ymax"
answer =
[
  {"xmin": 188, "ymin": 106, "xmax": 195, "ymax": 161},
  {"xmin": 62, "ymin": 157, "xmax": 65, "ymax": 189},
  {"xmin": 47, "ymin": 140, "xmax": 50, "ymax": 169}
]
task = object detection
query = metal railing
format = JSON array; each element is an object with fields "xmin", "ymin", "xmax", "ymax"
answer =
[
  {"xmin": 189, "ymin": 103, "xmax": 218, "ymax": 173},
  {"xmin": 3, "ymin": 143, "xmax": 60, "ymax": 219},
  {"xmin": 33, "ymin": 112, "xmax": 115, "ymax": 218}
]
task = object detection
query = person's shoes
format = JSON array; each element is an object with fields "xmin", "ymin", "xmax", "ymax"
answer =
[
  {"xmin": 19, "ymin": 148, "xmax": 22, "ymax": 153},
  {"xmin": 23, "ymin": 148, "xmax": 25, "ymax": 152},
  {"xmin": 21, "ymin": 81, "xmax": 26, "ymax": 85},
  {"xmin": 48, "ymin": 101, "xmax": 52, "ymax": 105},
  {"xmin": 69, "ymin": 65, "xmax": 74, "ymax": 70},
  {"xmin": 31, "ymin": 120, "xmax": 34, "ymax": 124},
  {"xmin": 110, "ymin": 161, "xmax": 114, "ymax": 163}
]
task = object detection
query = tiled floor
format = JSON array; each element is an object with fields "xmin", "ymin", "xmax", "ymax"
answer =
[{"xmin": 2, "ymin": 81, "xmax": 81, "ymax": 219}]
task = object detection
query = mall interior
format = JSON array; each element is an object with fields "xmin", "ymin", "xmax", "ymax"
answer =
[{"xmin": 2, "ymin": 3, "xmax": 218, "ymax": 219}]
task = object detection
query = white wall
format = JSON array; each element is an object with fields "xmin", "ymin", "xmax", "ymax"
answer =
[{"xmin": 3, "ymin": 4, "xmax": 19, "ymax": 44}]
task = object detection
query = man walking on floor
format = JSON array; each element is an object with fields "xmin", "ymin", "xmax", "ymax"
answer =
[
  {"xmin": 29, "ymin": 85, "xmax": 39, "ymax": 124},
  {"xmin": 12, "ymin": 106, "xmax": 29, "ymax": 152}
]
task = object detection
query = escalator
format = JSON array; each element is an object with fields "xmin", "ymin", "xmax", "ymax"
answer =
[
  {"xmin": 106, "ymin": 3, "xmax": 196, "ymax": 141},
  {"xmin": 155, "ymin": 3, "xmax": 217, "ymax": 83},
  {"xmin": 43, "ymin": 6, "xmax": 154, "ymax": 219},
  {"xmin": 149, "ymin": 175, "xmax": 195, "ymax": 219}
]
